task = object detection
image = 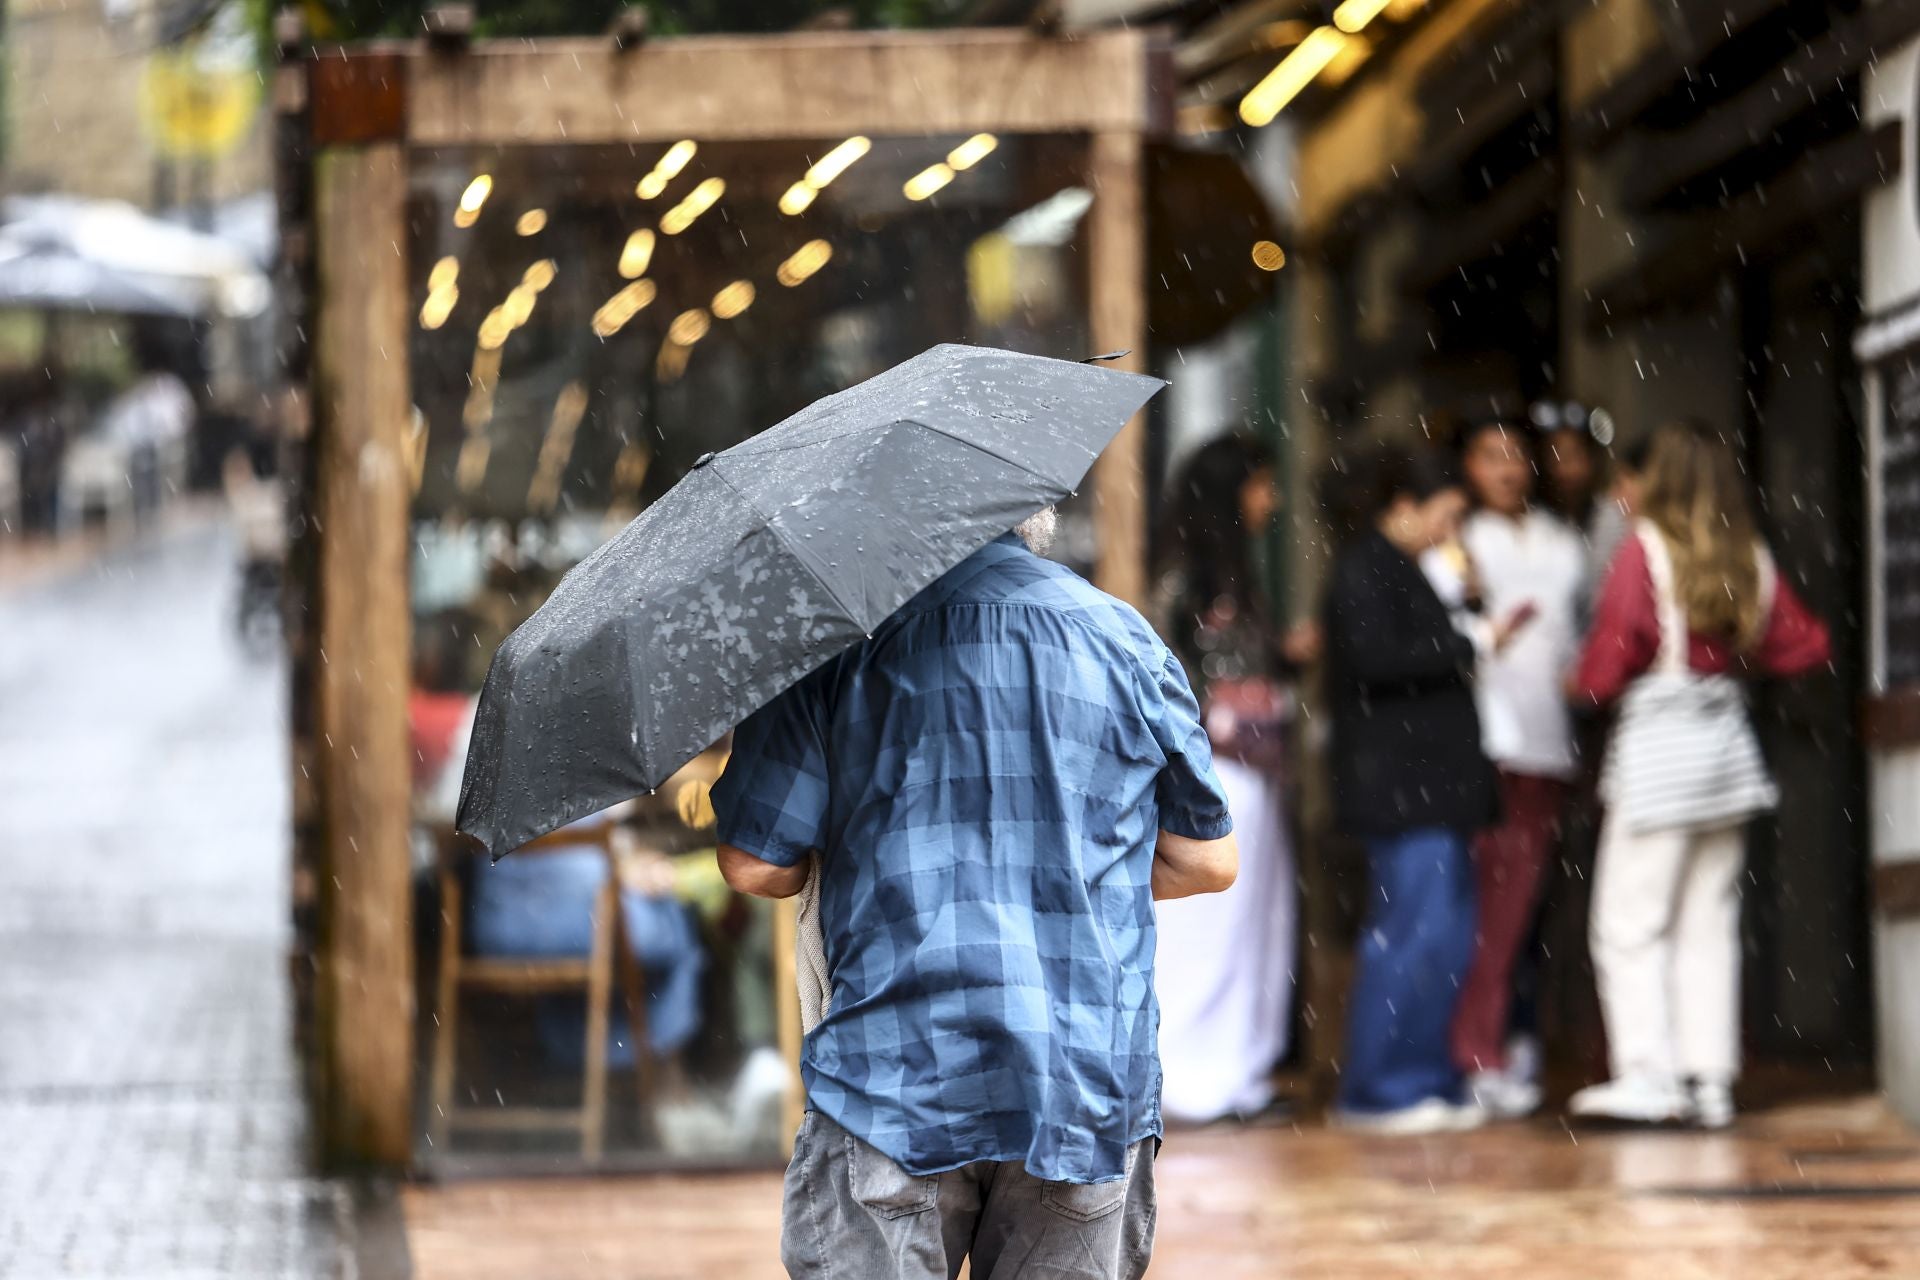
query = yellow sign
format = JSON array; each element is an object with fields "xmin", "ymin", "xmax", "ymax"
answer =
[{"xmin": 141, "ymin": 47, "xmax": 259, "ymax": 160}]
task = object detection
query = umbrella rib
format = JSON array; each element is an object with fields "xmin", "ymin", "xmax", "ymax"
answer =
[
  {"xmin": 705, "ymin": 459, "xmax": 871, "ymax": 633},
  {"xmin": 896, "ymin": 416, "xmax": 1069, "ymax": 491}
]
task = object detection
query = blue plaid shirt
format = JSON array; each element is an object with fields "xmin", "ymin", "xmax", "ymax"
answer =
[{"xmin": 712, "ymin": 533, "xmax": 1231, "ymax": 1184}]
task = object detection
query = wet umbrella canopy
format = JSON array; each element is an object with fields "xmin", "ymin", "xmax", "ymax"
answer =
[{"xmin": 456, "ymin": 344, "xmax": 1164, "ymax": 860}]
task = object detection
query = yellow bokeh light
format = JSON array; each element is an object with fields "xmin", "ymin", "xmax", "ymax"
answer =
[
  {"xmin": 618, "ymin": 228, "xmax": 656, "ymax": 280},
  {"xmin": 428, "ymin": 256, "xmax": 459, "ymax": 293},
  {"xmin": 667, "ymin": 308, "xmax": 712, "ymax": 347},
  {"xmin": 591, "ymin": 279, "xmax": 658, "ymax": 337},
  {"xmin": 503, "ymin": 285, "xmax": 537, "ymax": 329},
  {"xmin": 477, "ymin": 306, "xmax": 513, "ymax": 351},
  {"xmin": 712, "ymin": 280, "xmax": 756, "ymax": 320},
  {"xmin": 515, "ymin": 208, "xmax": 548, "ymax": 236},
  {"xmin": 521, "ymin": 259, "xmax": 557, "ymax": 291},
  {"xmin": 660, "ymin": 177, "xmax": 725, "ymax": 235},
  {"xmin": 454, "ymin": 174, "xmax": 492, "ymax": 227},
  {"xmin": 778, "ymin": 182, "xmax": 818, "ymax": 217},
  {"xmin": 1240, "ymin": 26, "xmax": 1349, "ymax": 127},
  {"xmin": 658, "ymin": 140, "xmax": 697, "ymax": 179},
  {"xmin": 1333, "ymin": 0, "xmax": 1392, "ymax": 33},
  {"xmin": 418, "ymin": 284, "xmax": 458, "ymax": 330},
  {"xmin": 903, "ymin": 164, "xmax": 955, "ymax": 202},
  {"xmin": 805, "ymin": 136, "xmax": 871, "ymax": 188},
  {"xmin": 776, "ymin": 239, "xmax": 833, "ymax": 287},
  {"xmin": 1251, "ymin": 240, "xmax": 1287, "ymax": 272},
  {"xmin": 947, "ymin": 134, "xmax": 998, "ymax": 171}
]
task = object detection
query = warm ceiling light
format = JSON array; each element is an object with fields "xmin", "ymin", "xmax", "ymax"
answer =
[
  {"xmin": 805, "ymin": 136, "xmax": 871, "ymax": 188},
  {"xmin": 1240, "ymin": 26, "xmax": 1349, "ymax": 127},
  {"xmin": 903, "ymin": 164, "xmax": 955, "ymax": 202},
  {"xmin": 660, "ymin": 177, "xmax": 725, "ymax": 235},
  {"xmin": 947, "ymin": 134, "xmax": 998, "ymax": 171},
  {"xmin": 636, "ymin": 140, "xmax": 698, "ymax": 200},
  {"xmin": 454, "ymin": 173, "xmax": 492, "ymax": 228},
  {"xmin": 1251, "ymin": 240, "xmax": 1287, "ymax": 272},
  {"xmin": 618, "ymin": 228, "xmax": 656, "ymax": 280},
  {"xmin": 477, "ymin": 306, "xmax": 513, "ymax": 351},
  {"xmin": 658, "ymin": 140, "xmax": 697, "ymax": 179},
  {"xmin": 591, "ymin": 279, "xmax": 658, "ymax": 337},
  {"xmin": 1333, "ymin": 0, "xmax": 1392, "ymax": 32},
  {"xmin": 776, "ymin": 239, "xmax": 833, "ymax": 287},
  {"xmin": 711, "ymin": 280, "xmax": 755, "ymax": 320},
  {"xmin": 779, "ymin": 181, "xmax": 818, "ymax": 216},
  {"xmin": 515, "ymin": 208, "xmax": 548, "ymax": 236},
  {"xmin": 428, "ymin": 256, "xmax": 459, "ymax": 293},
  {"xmin": 667, "ymin": 308, "xmax": 712, "ymax": 347},
  {"xmin": 503, "ymin": 284, "xmax": 538, "ymax": 328},
  {"xmin": 418, "ymin": 284, "xmax": 458, "ymax": 330},
  {"xmin": 1322, "ymin": 35, "xmax": 1372, "ymax": 87},
  {"xmin": 521, "ymin": 259, "xmax": 557, "ymax": 291}
]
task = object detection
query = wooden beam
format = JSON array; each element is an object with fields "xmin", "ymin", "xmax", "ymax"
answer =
[
  {"xmin": 1404, "ymin": 161, "xmax": 1558, "ymax": 293},
  {"xmin": 1568, "ymin": 0, "xmax": 1779, "ymax": 150},
  {"xmin": 1088, "ymin": 128, "xmax": 1149, "ymax": 609},
  {"xmin": 1621, "ymin": 0, "xmax": 1920, "ymax": 211},
  {"xmin": 312, "ymin": 142, "xmax": 415, "ymax": 1168},
  {"xmin": 310, "ymin": 50, "xmax": 408, "ymax": 146},
  {"xmin": 406, "ymin": 29, "xmax": 1168, "ymax": 146},
  {"xmin": 1586, "ymin": 120, "xmax": 1901, "ymax": 331}
]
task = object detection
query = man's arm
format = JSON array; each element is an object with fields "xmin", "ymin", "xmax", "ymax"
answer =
[
  {"xmin": 718, "ymin": 843, "xmax": 811, "ymax": 899},
  {"xmin": 1151, "ymin": 828, "xmax": 1238, "ymax": 901}
]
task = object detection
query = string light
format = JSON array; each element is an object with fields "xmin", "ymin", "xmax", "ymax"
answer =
[
  {"xmin": 667, "ymin": 308, "xmax": 712, "ymax": 347},
  {"xmin": 636, "ymin": 140, "xmax": 698, "ymax": 200},
  {"xmin": 804, "ymin": 136, "xmax": 871, "ymax": 188},
  {"xmin": 618, "ymin": 229, "xmax": 656, "ymax": 280},
  {"xmin": 515, "ymin": 208, "xmax": 548, "ymax": 236},
  {"xmin": 660, "ymin": 177, "xmax": 725, "ymax": 235},
  {"xmin": 903, "ymin": 164, "xmax": 954, "ymax": 202},
  {"xmin": 591, "ymin": 280, "xmax": 657, "ymax": 337},
  {"xmin": 776, "ymin": 240, "xmax": 833, "ymax": 287},
  {"xmin": 947, "ymin": 134, "xmax": 998, "ymax": 171},
  {"xmin": 711, "ymin": 280, "xmax": 755, "ymax": 320},
  {"xmin": 778, "ymin": 182, "xmax": 818, "ymax": 216},
  {"xmin": 1251, "ymin": 241, "xmax": 1287, "ymax": 272},
  {"xmin": 428, "ymin": 256, "xmax": 459, "ymax": 293},
  {"xmin": 418, "ymin": 285, "xmax": 458, "ymax": 329},
  {"xmin": 1240, "ymin": 26, "xmax": 1349, "ymax": 127},
  {"xmin": 1332, "ymin": 0, "xmax": 1392, "ymax": 32},
  {"xmin": 454, "ymin": 174, "xmax": 492, "ymax": 228}
]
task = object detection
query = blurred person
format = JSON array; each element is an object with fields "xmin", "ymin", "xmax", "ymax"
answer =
[
  {"xmin": 1442, "ymin": 418, "xmax": 1585, "ymax": 1119},
  {"xmin": 1533, "ymin": 400, "xmax": 1630, "ymax": 608},
  {"xmin": 711, "ymin": 508, "xmax": 1237, "ymax": 1280},
  {"xmin": 222, "ymin": 447, "xmax": 285, "ymax": 649},
  {"xmin": 1323, "ymin": 446, "xmax": 1503, "ymax": 1133},
  {"xmin": 1568, "ymin": 419, "xmax": 1830, "ymax": 1129},
  {"xmin": 1151, "ymin": 434, "xmax": 1319, "ymax": 1124}
]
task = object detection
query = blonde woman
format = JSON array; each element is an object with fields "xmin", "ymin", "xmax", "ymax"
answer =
[{"xmin": 1568, "ymin": 420, "xmax": 1829, "ymax": 1128}]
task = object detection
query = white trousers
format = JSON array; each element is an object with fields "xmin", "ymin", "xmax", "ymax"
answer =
[
  {"xmin": 1589, "ymin": 814, "xmax": 1745, "ymax": 1084},
  {"xmin": 1155, "ymin": 757, "xmax": 1296, "ymax": 1122}
]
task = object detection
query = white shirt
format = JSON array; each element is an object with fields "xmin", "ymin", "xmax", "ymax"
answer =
[{"xmin": 1460, "ymin": 509, "xmax": 1587, "ymax": 779}]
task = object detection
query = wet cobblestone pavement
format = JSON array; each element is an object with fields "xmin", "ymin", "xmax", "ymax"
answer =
[{"xmin": 0, "ymin": 513, "xmax": 360, "ymax": 1278}]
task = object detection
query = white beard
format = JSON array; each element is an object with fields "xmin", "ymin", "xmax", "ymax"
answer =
[{"xmin": 1014, "ymin": 506, "xmax": 1058, "ymax": 557}]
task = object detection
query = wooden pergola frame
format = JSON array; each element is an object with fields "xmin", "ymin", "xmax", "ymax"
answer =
[{"xmin": 278, "ymin": 23, "xmax": 1172, "ymax": 1168}]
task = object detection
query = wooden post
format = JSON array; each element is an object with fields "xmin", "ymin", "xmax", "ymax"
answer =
[
  {"xmin": 1088, "ymin": 128, "xmax": 1149, "ymax": 608},
  {"xmin": 312, "ymin": 141, "xmax": 415, "ymax": 1167}
]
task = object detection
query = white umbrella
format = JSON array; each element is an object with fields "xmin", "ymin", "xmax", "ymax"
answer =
[{"xmin": 0, "ymin": 195, "xmax": 270, "ymax": 317}]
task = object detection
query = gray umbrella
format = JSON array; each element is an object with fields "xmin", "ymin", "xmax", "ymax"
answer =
[{"xmin": 456, "ymin": 344, "xmax": 1164, "ymax": 859}]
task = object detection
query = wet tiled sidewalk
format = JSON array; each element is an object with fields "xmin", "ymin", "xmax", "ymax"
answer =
[{"xmin": 0, "ymin": 515, "xmax": 376, "ymax": 1278}]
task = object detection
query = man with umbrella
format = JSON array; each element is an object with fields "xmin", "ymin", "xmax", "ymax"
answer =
[
  {"xmin": 713, "ymin": 498, "xmax": 1236, "ymax": 1279},
  {"xmin": 459, "ymin": 346, "xmax": 1237, "ymax": 1279}
]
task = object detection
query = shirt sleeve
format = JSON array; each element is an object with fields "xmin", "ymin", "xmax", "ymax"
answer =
[
  {"xmin": 1752, "ymin": 572, "xmax": 1831, "ymax": 678},
  {"xmin": 1572, "ymin": 533, "xmax": 1659, "ymax": 706},
  {"xmin": 1145, "ymin": 647, "xmax": 1235, "ymax": 841},
  {"xmin": 710, "ymin": 677, "xmax": 833, "ymax": 869}
]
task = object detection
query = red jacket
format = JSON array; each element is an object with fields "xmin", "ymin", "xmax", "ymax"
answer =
[{"xmin": 1573, "ymin": 532, "xmax": 1831, "ymax": 706}]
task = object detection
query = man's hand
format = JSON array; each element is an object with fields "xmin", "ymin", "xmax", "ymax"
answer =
[
  {"xmin": 1151, "ymin": 829, "xmax": 1238, "ymax": 901},
  {"xmin": 717, "ymin": 844, "xmax": 811, "ymax": 899}
]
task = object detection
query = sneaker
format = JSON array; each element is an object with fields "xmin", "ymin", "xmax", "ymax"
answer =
[
  {"xmin": 1334, "ymin": 1097, "xmax": 1479, "ymax": 1136},
  {"xmin": 1689, "ymin": 1080, "xmax": 1736, "ymax": 1131},
  {"xmin": 1468, "ymin": 1068, "xmax": 1543, "ymax": 1120},
  {"xmin": 1505, "ymin": 1033, "xmax": 1543, "ymax": 1087},
  {"xmin": 1568, "ymin": 1075, "xmax": 1691, "ymax": 1126}
]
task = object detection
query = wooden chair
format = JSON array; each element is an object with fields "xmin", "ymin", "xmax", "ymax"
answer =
[{"xmin": 428, "ymin": 822, "xmax": 655, "ymax": 1161}]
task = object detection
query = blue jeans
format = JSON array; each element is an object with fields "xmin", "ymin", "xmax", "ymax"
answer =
[{"xmin": 1338, "ymin": 827, "xmax": 1476, "ymax": 1113}]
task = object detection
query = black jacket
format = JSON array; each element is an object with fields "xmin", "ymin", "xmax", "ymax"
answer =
[{"xmin": 1324, "ymin": 530, "xmax": 1497, "ymax": 838}]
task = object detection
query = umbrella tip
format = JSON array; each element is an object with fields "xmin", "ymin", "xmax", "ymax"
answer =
[{"xmin": 1080, "ymin": 350, "xmax": 1130, "ymax": 364}]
